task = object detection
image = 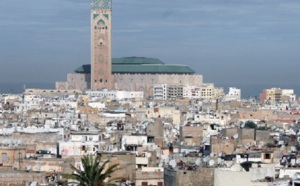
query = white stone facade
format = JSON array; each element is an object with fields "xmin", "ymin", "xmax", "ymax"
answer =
[{"xmin": 85, "ymin": 90, "xmax": 144, "ymax": 100}]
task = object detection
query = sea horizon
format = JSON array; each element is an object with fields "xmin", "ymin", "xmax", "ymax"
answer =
[{"xmin": 0, "ymin": 81, "xmax": 298, "ymax": 99}]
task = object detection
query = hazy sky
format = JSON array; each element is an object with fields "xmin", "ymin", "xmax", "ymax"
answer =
[{"xmin": 1, "ymin": 0, "xmax": 300, "ymax": 87}]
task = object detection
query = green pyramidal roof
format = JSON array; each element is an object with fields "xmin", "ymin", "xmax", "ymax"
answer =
[
  {"xmin": 75, "ymin": 57, "xmax": 195, "ymax": 74},
  {"xmin": 112, "ymin": 57, "xmax": 164, "ymax": 65}
]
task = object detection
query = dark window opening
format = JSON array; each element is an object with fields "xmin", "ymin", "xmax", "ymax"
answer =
[{"xmin": 264, "ymin": 153, "xmax": 271, "ymax": 159}]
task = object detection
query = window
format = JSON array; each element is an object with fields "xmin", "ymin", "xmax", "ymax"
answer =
[
  {"xmin": 18, "ymin": 152, "xmax": 22, "ymax": 160},
  {"xmin": 1, "ymin": 153, "xmax": 7, "ymax": 162},
  {"xmin": 264, "ymin": 153, "xmax": 271, "ymax": 159}
]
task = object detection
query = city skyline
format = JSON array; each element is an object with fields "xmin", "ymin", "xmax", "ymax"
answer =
[{"xmin": 1, "ymin": 0, "xmax": 300, "ymax": 88}]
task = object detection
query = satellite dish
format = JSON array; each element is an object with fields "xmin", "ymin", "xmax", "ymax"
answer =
[
  {"xmin": 169, "ymin": 159, "xmax": 177, "ymax": 168},
  {"xmin": 218, "ymin": 153, "xmax": 222, "ymax": 157},
  {"xmin": 7, "ymin": 139, "xmax": 12, "ymax": 146},
  {"xmin": 158, "ymin": 163, "xmax": 163, "ymax": 167},
  {"xmin": 225, "ymin": 161, "xmax": 233, "ymax": 168},
  {"xmin": 26, "ymin": 154, "xmax": 30, "ymax": 159},
  {"xmin": 233, "ymin": 133, "xmax": 238, "ymax": 139},
  {"xmin": 180, "ymin": 141, "xmax": 184, "ymax": 146},
  {"xmin": 30, "ymin": 181, "xmax": 37, "ymax": 186},
  {"xmin": 210, "ymin": 153, "xmax": 214, "ymax": 157},
  {"xmin": 35, "ymin": 164, "xmax": 41, "ymax": 171},
  {"xmin": 203, "ymin": 157, "xmax": 208, "ymax": 163},
  {"xmin": 26, "ymin": 165, "xmax": 32, "ymax": 171},
  {"xmin": 209, "ymin": 160, "xmax": 215, "ymax": 167},
  {"xmin": 296, "ymin": 159, "xmax": 300, "ymax": 165},
  {"xmin": 292, "ymin": 173, "xmax": 298, "ymax": 180},
  {"xmin": 195, "ymin": 158, "xmax": 201, "ymax": 166}
]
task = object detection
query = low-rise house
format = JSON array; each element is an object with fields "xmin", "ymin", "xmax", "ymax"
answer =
[
  {"xmin": 136, "ymin": 167, "xmax": 164, "ymax": 186},
  {"xmin": 164, "ymin": 167, "xmax": 214, "ymax": 186},
  {"xmin": 58, "ymin": 131, "xmax": 102, "ymax": 157}
]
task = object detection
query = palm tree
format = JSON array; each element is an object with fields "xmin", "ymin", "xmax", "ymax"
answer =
[{"xmin": 68, "ymin": 154, "xmax": 119, "ymax": 186}]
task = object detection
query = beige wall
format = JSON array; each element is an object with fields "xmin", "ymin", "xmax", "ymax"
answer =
[
  {"xmin": 135, "ymin": 171, "xmax": 164, "ymax": 186},
  {"xmin": 115, "ymin": 74, "xmax": 203, "ymax": 98},
  {"xmin": 211, "ymin": 138, "xmax": 235, "ymax": 154},
  {"xmin": 101, "ymin": 152, "xmax": 136, "ymax": 183},
  {"xmin": 0, "ymin": 147, "xmax": 26, "ymax": 168},
  {"xmin": 181, "ymin": 126, "xmax": 203, "ymax": 138},
  {"xmin": 215, "ymin": 169, "xmax": 264, "ymax": 186}
]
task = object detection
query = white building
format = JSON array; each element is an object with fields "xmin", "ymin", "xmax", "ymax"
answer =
[
  {"xmin": 223, "ymin": 87, "xmax": 241, "ymax": 101},
  {"xmin": 58, "ymin": 131, "xmax": 102, "ymax": 157},
  {"xmin": 183, "ymin": 85, "xmax": 201, "ymax": 99},
  {"xmin": 85, "ymin": 90, "xmax": 144, "ymax": 100},
  {"xmin": 153, "ymin": 84, "xmax": 167, "ymax": 100}
]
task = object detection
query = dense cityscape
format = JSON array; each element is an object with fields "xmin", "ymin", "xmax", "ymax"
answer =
[{"xmin": 1, "ymin": 0, "xmax": 300, "ymax": 186}]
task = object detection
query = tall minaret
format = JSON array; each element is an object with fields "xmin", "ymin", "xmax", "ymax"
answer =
[{"xmin": 91, "ymin": 0, "xmax": 113, "ymax": 90}]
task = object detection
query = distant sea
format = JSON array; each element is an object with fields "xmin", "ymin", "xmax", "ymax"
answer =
[
  {"xmin": 0, "ymin": 82, "xmax": 298, "ymax": 99},
  {"xmin": 0, "ymin": 82, "xmax": 54, "ymax": 94}
]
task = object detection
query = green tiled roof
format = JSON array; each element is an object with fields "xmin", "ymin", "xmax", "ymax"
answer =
[
  {"xmin": 75, "ymin": 64, "xmax": 91, "ymax": 73},
  {"xmin": 74, "ymin": 57, "xmax": 195, "ymax": 74},
  {"xmin": 112, "ymin": 64, "xmax": 195, "ymax": 74},
  {"xmin": 112, "ymin": 57, "xmax": 164, "ymax": 65}
]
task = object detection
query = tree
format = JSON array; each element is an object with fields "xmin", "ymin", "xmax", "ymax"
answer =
[
  {"xmin": 68, "ymin": 154, "xmax": 119, "ymax": 186},
  {"xmin": 244, "ymin": 121, "xmax": 257, "ymax": 129}
]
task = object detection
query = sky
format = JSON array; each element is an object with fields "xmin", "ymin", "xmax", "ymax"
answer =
[{"xmin": 1, "ymin": 0, "xmax": 300, "ymax": 90}]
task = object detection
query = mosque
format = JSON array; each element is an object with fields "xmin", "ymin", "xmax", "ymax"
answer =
[{"xmin": 55, "ymin": 0, "xmax": 203, "ymax": 97}]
